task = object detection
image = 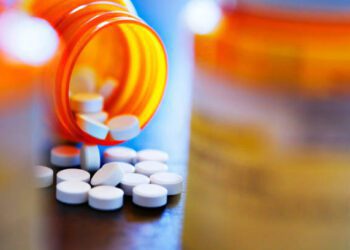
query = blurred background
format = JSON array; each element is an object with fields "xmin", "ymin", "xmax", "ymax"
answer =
[{"xmin": 2, "ymin": 0, "xmax": 350, "ymax": 249}]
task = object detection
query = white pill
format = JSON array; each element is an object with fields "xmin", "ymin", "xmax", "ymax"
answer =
[
  {"xmin": 80, "ymin": 144, "xmax": 100, "ymax": 172},
  {"xmin": 150, "ymin": 172, "xmax": 183, "ymax": 195},
  {"xmin": 56, "ymin": 181, "xmax": 91, "ymax": 205},
  {"xmin": 103, "ymin": 146, "xmax": 137, "ymax": 163},
  {"xmin": 107, "ymin": 115, "xmax": 140, "ymax": 141},
  {"xmin": 137, "ymin": 149, "xmax": 169, "ymax": 163},
  {"xmin": 117, "ymin": 162, "xmax": 135, "ymax": 173},
  {"xmin": 120, "ymin": 173, "xmax": 150, "ymax": 196},
  {"xmin": 91, "ymin": 162, "xmax": 124, "ymax": 186},
  {"xmin": 33, "ymin": 165, "xmax": 53, "ymax": 188},
  {"xmin": 70, "ymin": 67, "xmax": 96, "ymax": 94},
  {"xmin": 135, "ymin": 161, "xmax": 168, "ymax": 177},
  {"xmin": 56, "ymin": 169, "xmax": 90, "ymax": 183},
  {"xmin": 132, "ymin": 184, "xmax": 167, "ymax": 208},
  {"xmin": 78, "ymin": 111, "xmax": 108, "ymax": 123},
  {"xmin": 50, "ymin": 145, "xmax": 80, "ymax": 167},
  {"xmin": 76, "ymin": 114, "xmax": 109, "ymax": 139},
  {"xmin": 99, "ymin": 78, "xmax": 118, "ymax": 99},
  {"xmin": 70, "ymin": 93, "xmax": 103, "ymax": 113},
  {"xmin": 88, "ymin": 186, "xmax": 124, "ymax": 211}
]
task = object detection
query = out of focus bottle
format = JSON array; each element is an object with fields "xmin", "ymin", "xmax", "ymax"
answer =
[
  {"xmin": 183, "ymin": 1, "xmax": 350, "ymax": 249},
  {"xmin": 0, "ymin": 6, "xmax": 59, "ymax": 250}
]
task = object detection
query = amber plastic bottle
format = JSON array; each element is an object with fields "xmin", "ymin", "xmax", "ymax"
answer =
[{"xmin": 28, "ymin": 0, "xmax": 167, "ymax": 145}]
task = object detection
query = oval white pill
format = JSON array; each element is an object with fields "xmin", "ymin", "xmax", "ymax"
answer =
[
  {"xmin": 70, "ymin": 67, "xmax": 96, "ymax": 94},
  {"xmin": 91, "ymin": 162, "xmax": 124, "ymax": 186},
  {"xmin": 56, "ymin": 169, "xmax": 90, "ymax": 183},
  {"xmin": 51, "ymin": 145, "xmax": 80, "ymax": 167},
  {"xmin": 107, "ymin": 115, "xmax": 140, "ymax": 141},
  {"xmin": 150, "ymin": 172, "xmax": 183, "ymax": 195},
  {"xmin": 120, "ymin": 173, "xmax": 150, "ymax": 195},
  {"xmin": 116, "ymin": 162, "xmax": 135, "ymax": 174},
  {"xmin": 78, "ymin": 111, "xmax": 108, "ymax": 123},
  {"xmin": 103, "ymin": 146, "xmax": 136, "ymax": 163},
  {"xmin": 76, "ymin": 114, "xmax": 109, "ymax": 139},
  {"xmin": 56, "ymin": 181, "xmax": 91, "ymax": 205},
  {"xmin": 70, "ymin": 93, "xmax": 103, "ymax": 113},
  {"xmin": 33, "ymin": 165, "xmax": 53, "ymax": 188},
  {"xmin": 80, "ymin": 144, "xmax": 100, "ymax": 172},
  {"xmin": 137, "ymin": 149, "xmax": 169, "ymax": 163},
  {"xmin": 132, "ymin": 184, "xmax": 167, "ymax": 208},
  {"xmin": 135, "ymin": 161, "xmax": 168, "ymax": 177},
  {"xmin": 99, "ymin": 78, "xmax": 118, "ymax": 99},
  {"xmin": 88, "ymin": 186, "xmax": 124, "ymax": 211}
]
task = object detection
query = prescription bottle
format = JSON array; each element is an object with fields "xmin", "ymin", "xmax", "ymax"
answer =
[
  {"xmin": 27, "ymin": 0, "xmax": 167, "ymax": 145},
  {"xmin": 184, "ymin": 1, "xmax": 350, "ymax": 250}
]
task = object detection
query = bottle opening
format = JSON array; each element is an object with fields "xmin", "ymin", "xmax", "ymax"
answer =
[{"xmin": 56, "ymin": 15, "xmax": 167, "ymax": 145}]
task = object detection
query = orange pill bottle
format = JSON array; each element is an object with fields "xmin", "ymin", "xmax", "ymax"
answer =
[
  {"xmin": 184, "ymin": 1, "xmax": 350, "ymax": 250},
  {"xmin": 27, "ymin": 0, "xmax": 167, "ymax": 145}
]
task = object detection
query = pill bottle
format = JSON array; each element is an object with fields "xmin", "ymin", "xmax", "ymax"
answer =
[
  {"xmin": 0, "ymin": 7, "xmax": 59, "ymax": 250},
  {"xmin": 184, "ymin": 1, "xmax": 350, "ymax": 249},
  {"xmin": 27, "ymin": 0, "xmax": 167, "ymax": 145}
]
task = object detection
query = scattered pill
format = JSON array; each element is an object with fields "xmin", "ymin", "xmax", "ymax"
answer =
[
  {"xmin": 132, "ymin": 184, "xmax": 167, "ymax": 208},
  {"xmin": 33, "ymin": 165, "xmax": 53, "ymax": 188},
  {"xmin": 107, "ymin": 115, "xmax": 140, "ymax": 141},
  {"xmin": 135, "ymin": 161, "xmax": 168, "ymax": 177},
  {"xmin": 56, "ymin": 169, "xmax": 90, "ymax": 183},
  {"xmin": 80, "ymin": 144, "xmax": 100, "ymax": 172},
  {"xmin": 50, "ymin": 145, "xmax": 80, "ymax": 167},
  {"xmin": 120, "ymin": 173, "xmax": 150, "ymax": 195},
  {"xmin": 137, "ymin": 149, "xmax": 169, "ymax": 163},
  {"xmin": 70, "ymin": 93, "xmax": 103, "ymax": 113},
  {"xmin": 103, "ymin": 146, "xmax": 137, "ymax": 163},
  {"xmin": 70, "ymin": 67, "xmax": 96, "ymax": 94},
  {"xmin": 150, "ymin": 172, "xmax": 183, "ymax": 195},
  {"xmin": 117, "ymin": 162, "xmax": 135, "ymax": 174},
  {"xmin": 99, "ymin": 77, "xmax": 118, "ymax": 99},
  {"xmin": 56, "ymin": 181, "xmax": 91, "ymax": 205},
  {"xmin": 88, "ymin": 186, "xmax": 124, "ymax": 211},
  {"xmin": 91, "ymin": 162, "xmax": 124, "ymax": 186},
  {"xmin": 76, "ymin": 114, "xmax": 109, "ymax": 139},
  {"xmin": 79, "ymin": 111, "xmax": 108, "ymax": 123}
]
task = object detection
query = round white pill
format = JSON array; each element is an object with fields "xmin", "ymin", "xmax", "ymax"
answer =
[
  {"xmin": 70, "ymin": 67, "xmax": 96, "ymax": 94},
  {"xmin": 137, "ymin": 149, "xmax": 169, "ymax": 163},
  {"xmin": 56, "ymin": 169, "xmax": 90, "ymax": 183},
  {"xmin": 80, "ymin": 144, "xmax": 100, "ymax": 172},
  {"xmin": 50, "ymin": 145, "xmax": 80, "ymax": 167},
  {"xmin": 99, "ymin": 78, "xmax": 118, "ymax": 99},
  {"xmin": 107, "ymin": 115, "xmax": 140, "ymax": 141},
  {"xmin": 91, "ymin": 162, "xmax": 124, "ymax": 186},
  {"xmin": 135, "ymin": 161, "xmax": 168, "ymax": 177},
  {"xmin": 56, "ymin": 181, "xmax": 91, "ymax": 205},
  {"xmin": 70, "ymin": 93, "xmax": 103, "ymax": 113},
  {"xmin": 120, "ymin": 173, "xmax": 150, "ymax": 195},
  {"xmin": 88, "ymin": 186, "xmax": 124, "ymax": 211},
  {"xmin": 132, "ymin": 184, "xmax": 167, "ymax": 208},
  {"xmin": 33, "ymin": 165, "xmax": 53, "ymax": 188},
  {"xmin": 150, "ymin": 172, "xmax": 183, "ymax": 195},
  {"xmin": 76, "ymin": 114, "xmax": 109, "ymax": 139},
  {"xmin": 116, "ymin": 162, "xmax": 135, "ymax": 174},
  {"xmin": 78, "ymin": 111, "xmax": 108, "ymax": 123},
  {"xmin": 103, "ymin": 146, "xmax": 136, "ymax": 163}
]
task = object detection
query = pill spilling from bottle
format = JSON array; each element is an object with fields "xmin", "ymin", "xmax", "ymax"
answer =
[
  {"xmin": 33, "ymin": 67, "xmax": 180, "ymax": 212},
  {"xmin": 35, "ymin": 146, "xmax": 182, "ymax": 210}
]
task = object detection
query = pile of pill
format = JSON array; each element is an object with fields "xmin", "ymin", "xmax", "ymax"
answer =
[
  {"xmin": 34, "ymin": 147, "xmax": 183, "ymax": 210},
  {"xmin": 69, "ymin": 66, "xmax": 140, "ymax": 141}
]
